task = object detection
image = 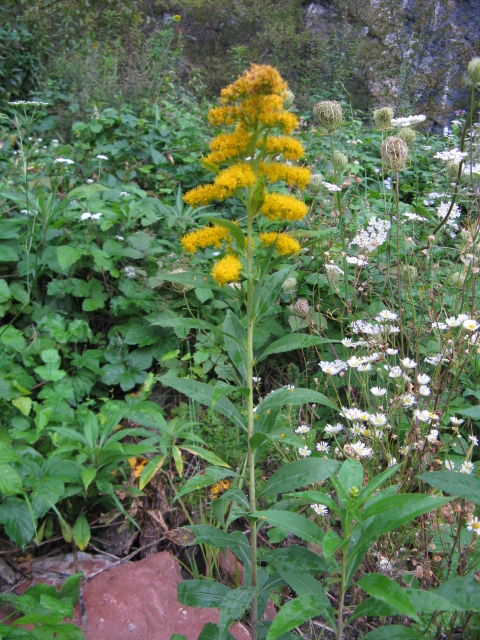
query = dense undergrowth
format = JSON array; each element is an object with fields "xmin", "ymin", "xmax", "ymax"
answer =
[{"xmin": 1, "ymin": 6, "xmax": 480, "ymax": 639}]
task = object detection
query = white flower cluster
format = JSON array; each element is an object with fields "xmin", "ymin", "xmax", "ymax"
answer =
[
  {"xmin": 350, "ymin": 319, "xmax": 399, "ymax": 336},
  {"xmin": 391, "ymin": 115, "xmax": 426, "ymax": 127},
  {"xmin": 434, "ymin": 149, "xmax": 468, "ymax": 163},
  {"xmin": 431, "ymin": 313, "xmax": 479, "ymax": 332},
  {"xmin": 9, "ymin": 100, "xmax": 48, "ymax": 106},
  {"xmin": 81, "ymin": 212, "xmax": 102, "ymax": 220},
  {"xmin": 351, "ymin": 217, "xmax": 391, "ymax": 253},
  {"xmin": 404, "ymin": 211, "xmax": 426, "ymax": 222},
  {"xmin": 437, "ymin": 202, "xmax": 461, "ymax": 232},
  {"xmin": 319, "ymin": 360, "xmax": 348, "ymax": 375},
  {"xmin": 54, "ymin": 157, "xmax": 74, "ymax": 165},
  {"xmin": 346, "ymin": 256, "xmax": 368, "ymax": 266},
  {"xmin": 323, "ymin": 182, "xmax": 342, "ymax": 192},
  {"xmin": 464, "ymin": 162, "xmax": 480, "ymax": 175}
]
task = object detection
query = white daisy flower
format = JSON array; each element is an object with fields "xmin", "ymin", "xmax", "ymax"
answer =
[
  {"xmin": 469, "ymin": 435, "xmax": 479, "ymax": 446},
  {"xmin": 467, "ymin": 516, "xmax": 480, "ymax": 535},
  {"xmin": 312, "ymin": 504, "xmax": 328, "ymax": 516},
  {"xmin": 463, "ymin": 319, "xmax": 480, "ymax": 332},
  {"xmin": 417, "ymin": 374, "xmax": 431, "ymax": 385},
  {"xmin": 401, "ymin": 357, "xmax": 417, "ymax": 369},
  {"xmin": 316, "ymin": 441, "xmax": 330, "ymax": 453},
  {"xmin": 324, "ymin": 423, "xmax": 344, "ymax": 435},
  {"xmin": 351, "ymin": 441, "xmax": 373, "ymax": 458},
  {"xmin": 386, "ymin": 348, "xmax": 399, "ymax": 355},
  {"xmin": 450, "ymin": 416, "xmax": 464, "ymax": 426},
  {"xmin": 460, "ymin": 461, "xmax": 474, "ymax": 474},
  {"xmin": 370, "ymin": 387, "xmax": 387, "ymax": 396},
  {"xmin": 419, "ymin": 385, "xmax": 431, "ymax": 396},
  {"xmin": 295, "ymin": 425, "xmax": 310, "ymax": 434},
  {"xmin": 403, "ymin": 394, "xmax": 416, "ymax": 407},
  {"xmin": 299, "ymin": 446, "xmax": 311, "ymax": 457}
]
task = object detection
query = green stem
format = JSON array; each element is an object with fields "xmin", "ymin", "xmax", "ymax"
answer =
[
  {"xmin": 330, "ymin": 135, "xmax": 348, "ymax": 303},
  {"xmin": 246, "ymin": 195, "xmax": 258, "ymax": 639},
  {"xmin": 336, "ymin": 542, "xmax": 348, "ymax": 640}
]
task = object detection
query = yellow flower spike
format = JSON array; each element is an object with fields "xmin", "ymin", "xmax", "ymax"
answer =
[
  {"xmin": 180, "ymin": 225, "xmax": 231, "ymax": 253},
  {"xmin": 184, "ymin": 163, "xmax": 256, "ymax": 208},
  {"xmin": 204, "ymin": 127, "xmax": 250, "ymax": 166},
  {"xmin": 262, "ymin": 136, "xmax": 304, "ymax": 160},
  {"xmin": 260, "ymin": 193, "xmax": 308, "ymax": 222},
  {"xmin": 259, "ymin": 162, "xmax": 311, "ymax": 188},
  {"xmin": 211, "ymin": 255, "xmax": 242, "ymax": 286},
  {"xmin": 260, "ymin": 232, "xmax": 301, "ymax": 256}
]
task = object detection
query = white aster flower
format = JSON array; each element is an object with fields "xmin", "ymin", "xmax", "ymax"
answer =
[
  {"xmin": 417, "ymin": 374, "xmax": 431, "ymax": 385},
  {"xmin": 463, "ymin": 318, "xmax": 480, "ymax": 332},
  {"xmin": 388, "ymin": 457, "xmax": 397, "ymax": 467},
  {"xmin": 298, "ymin": 446, "xmax": 311, "ymax": 457},
  {"xmin": 341, "ymin": 338, "xmax": 355, "ymax": 347},
  {"xmin": 324, "ymin": 423, "xmax": 344, "ymax": 435},
  {"xmin": 399, "ymin": 445, "xmax": 410, "ymax": 456},
  {"xmin": 357, "ymin": 363, "xmax": 372, "ymax": 372},
  {"xmin": 316, "ymin": 441, "xmax": 330, "ymax": 453},
  {"xmin": 295, "ymin": 425, "xmax": 310, "ymax": 434},
  {"xmin": 351, "ymin": 441, "xmax": 373, "ymax": 458},
  {"xmin": 460, "ymin": 461, "xmax": 474, "ymax": 474},
  {"xmin": 376, "ymin": 310, "xmax": 398, "ymax": 322},
  {"xmin": 432, "ymin": 321, "xmax": 448, "ymax": 330},
  {"xmin": 386, "ymin": 348, "xmax": 398, "ymax": 355},
  {"xmin": 467, "ymin": 516, "xmax": 480, "ymax": 535},
  {"xmin": 370, "ymin": 413, "xmax": 387, "ymax": 427},
  {"xmin": 403, "ymin": 394, "xmax": 416, "ymax": 407},
  {"xmin": 350, "ymin": 423, "xmax": 365, "ymax": 436},
  {"xmin": 370, "ymin": 387, "xmax": 387, "ymax": 396},
  {"xmin": 426, "ymin": 429, "xmax": 439, "ymax": 443},
  {"xmin": 401, "ymin": 357, "xmax": 417, "ymax": 369},
  {"xmin": 450, "ymin": 416, "xmax": 464, "ymax": 426},
  {"xmin": 419, "ymin": 385, "xmax": 431, "ymax": 396},
  {"xmin": 312, "ymin": 504, "xmax": 328, "ymax": 516},
  {"xmin": 425, "ymin": 354, "xmax": 446, "ymax": 365},
  {"xmin": 96, "ymin": 154, "xmax": 108, "ymax": 160},
  {"xmin": 340, "ymin": 407, "xmax": 363, "ymax": 421},
  {"xmin": 469, "ymin": 435, "xmax": 479, "ymax": 446},
  {"xmin": 319, "ymin": 360, "xmax": 348, "ymax": 375},
  {"xmin": 81, "ymin": 212, "xmax": 93, "ymax": 220},
  {"xmin": 444, "ymin": 460, "xmax": 455, "ymax": 470},
  {"xmin": 347, "ymin": 356, "xmax": 361, "ymax": 368}
]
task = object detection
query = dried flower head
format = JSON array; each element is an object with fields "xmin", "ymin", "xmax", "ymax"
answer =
[
  {"xmin": 381, "ymin": 137, "xmax": 408, "ymax": 171},
  {"xmin": 294, "ymin": 299, "xmax": 310, "ymax": 318},
  {"xmin": 397, "ymin": 127, "xmax": 417, "ymax": 147},
  {"xmin": 283, "ymin": 90, "xmax": 295, "ymax": 110},
  {"xmin": 306, "ymin": 173, "xmax": 324, "ymax": 195},
  {"xmin": 313, "ymin": 100, "xmax": 343, "ymax": 133},
  {"xmin": 333, "ymin": 149, "xmax": 348, "ymax": 172},
  {"xmin": 467, "ymin": 57, "xmax": 480, "ymax": 85},
  {"xmin": 373, "ymin": 107, "xmax": 394, "ymax": 131}
]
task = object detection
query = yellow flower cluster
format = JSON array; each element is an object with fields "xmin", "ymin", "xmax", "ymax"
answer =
[
  {"xmin": 260, "ymin": 193, "xmax": 308, "ymax": 222},
  {"xmin": 261, "ymin": 136, "xmax": 304, "ymax": 160},
  {"xmin": 204, "ymin": 126, "xmax": 250, "ymax": 166},
  {"xmin": 209, "ymin": 96, "xmax": 297, "ymax": 134},
  {"xmin": 184, "ymin": 163, "xmax": 256, "ymax": 207},
  {"xmin": 220, "ymin": 64, "xmax": 288, "ymax": 103},
  {"xmin": 259, "ymin": 162, "xmax": 311, "ymax": 188},
  {"xmin": 181, "ymin": 225, "xmax": 230, "ymax": 253},
  {"xmin": 211, "ymin": 254, "xmax": 242, "ymax": 285},
  {"xmin": 260, "ymin": 232, "xmax": 301, "ymax": 255}
]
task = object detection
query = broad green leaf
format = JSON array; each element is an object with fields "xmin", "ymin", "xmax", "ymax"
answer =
[
  {"xmin": 261, "ymin": 545, "xmax": 327, "ymax": 574},
  {"xmin": 177, "ymin": 579, "xmax": 230, "ymax": 609},
  {"xmin": 180, "ymin": 445, "xmax": 230, "ymax": 469},
  {"xmin": 433, "ymin": 574, "xmax": 480, "ymax": 610},
  {"xmin": 12, "ymin": 396, "xmax": 32, "ymax": 416},
  {"xmin": 284, "ymin": 490, "xmax": 339, "ymax": 514},
  {"xmin": 160, "ymin": 376, "xmax": 245, "ymax": 432},
  {"xmin": 175, "ymin": 467, "xmax": 237, "ymax": 500},
  {"xmin": 338, "ymin": 458, "xmax": 363, "ymax": 495},
  {"xmin": 72, "ymin": 514, "xmax": 90, "ymax": 551},
  {"xmin": 253, "ymin": 267, "xmax": 292, "ymax": 321},
  {"xmin": 219, "ymin": 587, "xmax": 255, "ymax": 637},
  {"xmin": 139, "ymin": 455, "xmax": 165, "ymax": 490},
  {"xmin": 155, "ymin": 270, "xmax": 221, "ymax": 290},
  {"xmin": 358, "ymin": 464, "xmax": 401, "ymax": 503},
  {"xmin": 0, "ymin": 326, "xmax": 26, "ymax": 352},
  {"xmin": 257, "ymin": 335, "xmax": 336, "ymax": 363},
  {"xmin": 266, "ymin": 594, "xmax": 330, "ymax": 640},
  {"xmin": 57, "ymin": 246, "xmax": 86, "ymax": 270},
  {"xmin": 0, "ymin": 244, "xmax": 19, "ymax": 262},
  {"xmin": 81, "ymin": 467, "xmax": 97, "ymax": 491},
  {"xmin": 418, "ymin": 470, "xmax": 480, "ymax": 506},
  {"xmin": 31, "ymin": 477, "xmax": 65, "ymax": 518},
  {"xmin": 456, "ymin": 405, "xmax": 480, "ymax": 420},
  {"xmin": 223, "ymin": 311, "xmax": 247, "ymax": 382},
  {"xmin": 0, "ymin": 497, "xmax": 35, "ymax": 546},
  {"xmin": 255, "ymin": 387, "xmax": 337, "ymax": 416},
  {"xmin": 346, "ymin": 494, "xmax": 450, "ymax": 585},
  {"xmin": 259, "ymin": 458, "xmax": 339, "ymax": 497},
  {"xmin": 358, "ymin": 574, "xmax": 420, "ymax": 622},
  {"xmin": 187, "ymin": 525, "xmax": 251, "ymax": 569},
  {"xmin": 0, "ymin": 464, "xmax": 23, "ymax": 495},
  {"xmin": 254, "ymin": 510, "xmax": 324, "ymax": 544},
  {"xmin": 361, "ymin": 626, "xmax": 426, "ymax": 640},
  {"xmin": 322, "ymin": 530, "xmax": 342, "ymax": 562}
]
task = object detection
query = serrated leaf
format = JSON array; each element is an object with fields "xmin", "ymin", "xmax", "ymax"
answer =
[
  {"xmin": 0, "ymin": 464, "xmax": 23, "ymax": 495},
  {"xmin": 57, "ymin": 246, "xmax": 85, "ymax": 270},
  {"xmin": 0, "ymin": 497, "xmax": 36, "ymax": 546},
  {"xmin": 12, "ymin": 396, "xmax": 32, "ymax": 416}
]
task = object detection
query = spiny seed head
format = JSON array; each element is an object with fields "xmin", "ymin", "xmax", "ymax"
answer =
[
  {"xmin": 283, "ymin": 90, "xmax": 295, "ymax": 110},
  {"xmin": 294, "ymin": 298, "xmax": 310, "ymax": 318},
  {"xmin": 306, "ymin": 172, "xmax": 324, "ymax": 195},
  {"xmin": 313, "ymin": 100, "xmax": 343, "ymax": 133},
  {"xmin": 381, "ymin": 136, "xmax": 408, "ymax": 170},
  {"xmin": 333, "ymin": 149, "xmax": 348, "ymax": 171},
  {"xmin": 451, "ymin": 272, "xmax": 466, "ymax": 287},
  {"xmin": 397, "ymin": 127, "xmax": 417, "ymax": 147},
  {"xmin": 467, "ymin": 57, "xmax": 480, "ymax": 84},
  {"xmin": 282, "ymin": 276, "xmax": 298, "ymax": 293},
  {"xmin": 373, "ymin": 107, "xmax": 394, "ymax": 130}
]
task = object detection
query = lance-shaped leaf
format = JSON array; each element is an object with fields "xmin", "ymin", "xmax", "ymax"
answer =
[
  {"xmin": 257, "ymin": 335, "xmax": 337, "ymax": 363},
  {"xmin": 418, "ymin": 470, "xmax": 480, "ymax": 506},
  {"xmin": 259, "ymin": 458, "xmax": 339, "ymax": 497},
  {"xmin": 253, "ymin": 510, "xmax": 324, "ymax": 544},
  {"xmin": 223, "ymin": 311, "xmax": 247, "ymax": 382},
  {"xmin": 175, "ymin": 467, "xmax": 238, "ymax": 500},
  {"xmin": 255, "ymin": 387, "xmax": 337, "ymax": 415}
]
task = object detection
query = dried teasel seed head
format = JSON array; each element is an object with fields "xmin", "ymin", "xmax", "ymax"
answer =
[
  {"xmin": 294, "ymin": 298, "xmax": 310, "ymax": 318},
  {"xmin": 282, "ymin": 90, "xmax": 295, "ymax": 110},
  {"xmin": 333, "ymin": 149, "xmax": 348, "ymax": 172},
  {"xmin": 397, "ymin": 127, "xmax": 417, "ymax": 147},
  {"xmin": 313, "ymin": 100, "xmax": 343, "ymax": 133},
  {"xmin": 306, "ymin": 172, "xmax": 324, "ymax": 195},
  {"xmin": 373, "ymin": 106, "xmax": 393, "ymax": 131},
  {"xmin": 467, "ymin": 57, "xmax": 480, "ymax": 84},
  {"xmin": 380, "ymin": 136, "xmax": 408, "ymax": 171},
  {"xmin": 446, "ymin": 160, "xmax": 462, "ymax": 181}
]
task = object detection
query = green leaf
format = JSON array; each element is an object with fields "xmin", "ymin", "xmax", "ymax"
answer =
[
  {"xmin": 0, "ymin": 497, "xmax": 35, "ymax": 546},
  {"xmin": 175, "ymin": 467, "xmax": 237, "ymax": 500},
  {"xmin": 0, "ymin": 244, "xmax": 19, "ymax": 262},
  {"xmin": 177, "ymin": 579, "xmax": 230, "ymax": 609},
  {"xmin": 346, "ymin": 494, "xmax": 450, "ymax": 586},
  {"xmin": 358, "ymin": 574, "xmax": 420, "ymax": 622},
  {"xmin": 361, "ymin": 626, "xmax": 426, "ymax": 640},
  {"xmin": 338, "ymin": 458, "xmax": 363, "ymax": 495},
  {"xmin": 253, "ymin": 268, "xmax": 293, "ymax": 322},
  {"xmin": 223, "ymin": 311, "xmax": 247, "ymax": 382},
  {"xmin": 259, "ymin": 458, "xmax": 339, "ymax": 497},
  {"xmin": 207, "ymin": 216, "xmax": 245, "ymax": 247},
  {"xmin": 254, "ymin": 510, "xmax": 324, "ymax": 544},
  {"xmin": 456, "ymin": 405, "xmax": 480, "ymax": 420},
  {"xmin": 433, "ymin": 574, "xmax": 480, "ymax": 611},
  {"xmin": 261, "ymin": 545, "xmax": 327, "ymax": 574},
  {"xmin": 72, "ymin": 514, "xmax": 90, "ymax": 551},
  {"xmin": 139, "ymin": 455, "xmax": 165, "ymax": 490},
  {"xmin": 266, "ymin": 594, "xmax": 329, "ymax": 640},
  {"xmin": 219, "ymin": 587, "xmax": 255, "ymax": 637},
  {"xmin": 187, "ymin": 525, "xmax": 251, "ymax": 569},
  {"xmin": 81, "ymin": 467, "xmax": 97, "ymax": 491},
  {"xmin": 160, "ymin": 376, "xmax": 245, "ymax": 432},
  {"xmin": 57, "ymin": 246, "xmax": 86, "ymax": 270},
  {"xmin": 155, "ymin": 271, "xmax": 221, "ymax": 290},
  {"xmin": 284, "ymin": 490, "xmax": 339, "ymax": 514},
  {"xmin": 0, "ymin": 326, "xmax": 26, "ymax": 352},
  {"xmin": 34, "ymin": 349, "xmax": 66, "ymax": 382},
  {"xmin": 257, "ymin": 335, "xmax": 335, "ymax": 363},
  {"xmin": 255, "ymin": 387, "xmax": 337, "ymax": 416},
  {"xmin": 418, "ymin": 470, "xmax": 480, "ymax": 506},
  {"xmin": 180, "ymin": 445, "xmax": 230, "ymax": 469},
  {"xmin": 0, "ymin": 464, "xmax": 23, "ymax": 495},
  {"xmin": 322, "ymin": 530, "xmax": 342, "ymax": 562},
  {"xmin": 12, "ymin": 396, "xmax": 32, "ymax": 416},
  {"xmin": 31, "ymin": 477, "xmax": 65, "ymax": 518}
]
